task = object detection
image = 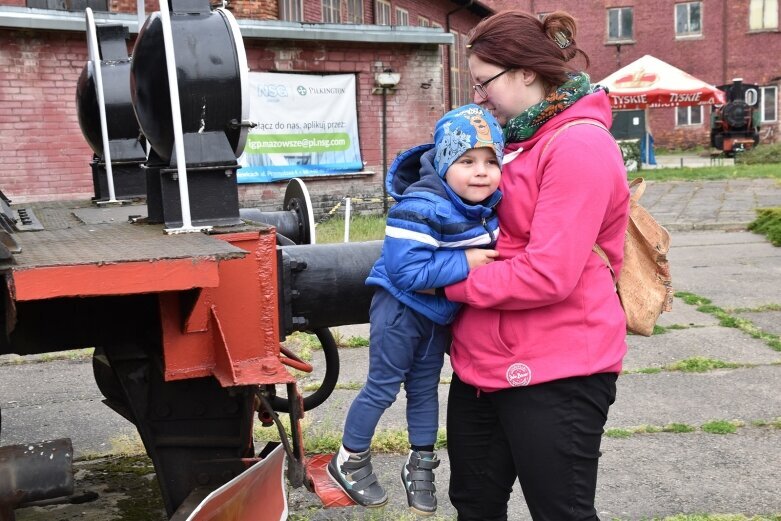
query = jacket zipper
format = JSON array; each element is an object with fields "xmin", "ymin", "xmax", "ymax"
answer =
[{"xmin": 483, "ymin": 217, "xmax": 495, "ymax": 244}]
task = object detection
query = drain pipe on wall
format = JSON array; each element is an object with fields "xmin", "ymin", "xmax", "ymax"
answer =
[{"xmin": 445, "ymin": 0, "xmax": 473, "ymax": 110}]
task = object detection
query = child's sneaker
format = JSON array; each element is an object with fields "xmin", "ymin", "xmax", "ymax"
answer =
[
  {"xmin": 327, "ymin": 447, "xmax": 388, "ymax": 507},
  {"xmin": 400, "ymin": 450, "xmax": 440, "ymax": 515}
]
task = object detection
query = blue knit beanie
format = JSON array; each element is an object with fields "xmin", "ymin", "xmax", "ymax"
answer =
[{"xmin": 433, "ymin": 104, "xmax": 504, "ymax": 178}]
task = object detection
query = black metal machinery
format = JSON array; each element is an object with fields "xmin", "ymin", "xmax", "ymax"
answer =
[
  {"xmin": 76, "ymin": 24, "xmax": 147, "ymax": 201},
  {"xmin": 0, "ymin": 0, "xmax": 384, "ymax": 517},
  {"xmin": 710, "ymin": 78, "xmax": 761, "ymax": 156}
]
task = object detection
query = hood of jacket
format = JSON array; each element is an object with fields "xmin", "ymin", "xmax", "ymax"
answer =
[{"xmin": 386, "ymin": 144, "xmax": 502, "ymax": 220}]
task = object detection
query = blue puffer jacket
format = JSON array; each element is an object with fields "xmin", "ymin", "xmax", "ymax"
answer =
[{"xmin": 366, "ymin": 144, "xmax": 501, "ymax": 325}]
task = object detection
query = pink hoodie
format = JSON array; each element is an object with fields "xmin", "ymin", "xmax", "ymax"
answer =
[{"xmin": 445, "ymin": 90, "xmax": 630, "ymax": 392}]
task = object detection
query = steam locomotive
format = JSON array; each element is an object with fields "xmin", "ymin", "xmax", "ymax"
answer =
[
  {"xmin": 0, "ymin": 0, "xmax": 376, "ymax": 517},
  {"xmin": 710, "ymin": 78, "xmax": 761, "ymax": 156}
]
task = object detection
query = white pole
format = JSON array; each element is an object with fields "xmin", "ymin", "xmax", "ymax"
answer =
[
  {"xmin": 136, "ymin": 0, "xmax": 145, "ymax": 33},
  {"xmin": 343, "ymin": 197, "xmax": 351, "ymax": 243},
  {"xmin": 85, "ymin": 8, "xmax": 118, "ymax": 203},
  {"xmin": 158, "ymin": 0, "xmax": 197, "ymax": 231}
]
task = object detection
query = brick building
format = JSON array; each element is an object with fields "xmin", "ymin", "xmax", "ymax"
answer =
[
  {"xmin": 485, "ymin": 0, "xmax": 780, "ymax": 150},
  {"xmin": 0, "ymin": 0, "xmax": 491, "ymax": 213}
]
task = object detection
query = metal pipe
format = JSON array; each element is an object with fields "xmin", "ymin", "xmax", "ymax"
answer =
[
  {"xmin": 158, "ymin": 0, "xmax": 196, "ymax": 232},
  {"xmin": 382, "ymin": 88, "xmax": 388, "ymax": 214},
  {"xmin": 85, "ymin": 8, "xmax": 117, "ymax": 203},
  {"xmin": 278, "ymin": 241, "xmax": 382, "ymax": 332},
  {"xmin": 0, "ymin": 439, "xmax": 74, "ymax": 510}
]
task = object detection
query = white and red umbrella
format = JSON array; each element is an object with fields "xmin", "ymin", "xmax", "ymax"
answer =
[{"xmin": 598, "ymin": 55, "xmax": 726, "ymax": 109}]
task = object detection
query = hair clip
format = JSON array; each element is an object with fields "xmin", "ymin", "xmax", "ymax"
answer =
[
  {"xmin": 465, "ymin": 44, "xmax": 472, "ymax": 48},
  {"xmin": 553, "ymin": 31, "xmax": 571, "ymax": 49}
]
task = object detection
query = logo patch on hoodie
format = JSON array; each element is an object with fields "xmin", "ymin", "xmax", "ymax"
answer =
[{"xmin": 506, "ymin": 363, "xmax": 532, "ymax": 387}]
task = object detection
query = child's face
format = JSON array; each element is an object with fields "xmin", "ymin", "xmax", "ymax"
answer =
[{"xmin": 444, "ymin": 147, "xmax": 501, "ymax": 204}]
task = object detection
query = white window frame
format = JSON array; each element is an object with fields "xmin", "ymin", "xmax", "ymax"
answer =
[
  {"xmin": 279, "ymin": 0, "xmax": 303, "ymax": 21},
  {"xmin": 395, "ymin": 7, "xmax": 409, "ymax": 26},
  {"xmin": 675, "ymin": 2, "xmax": 703, "ymax": 37},
  {"xmin": 676, "ymin": 105, "xmax": 704, "ymax": 126},
  {"xmin": 346, "ymin": 0, "xmax": 363, "ymax": 24},
  {"xmin": 749, "ymin": 0, "xmax": 779, "ymax": 30},
  {"xmin": 761, "ymin": 86, "xmax": 778, "ymax": 122},
  {"xmin": 607, "ymin": 7, "xmax": 634, "ymax": 42},
  {"xmin": 322, "ymin": 0, "xmax": 340, "ymax": 23},
  {"xmin": 418, "ymin": 16, "xmax": 430, "ymax": 27},
  {"xmin": 375, "ymin": 0, "xmax": 391, "ymax": 25}
]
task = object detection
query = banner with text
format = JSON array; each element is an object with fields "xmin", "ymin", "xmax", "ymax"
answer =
[{"xmin": 238, "ymin": 72, "xmax": 363, "ymax": 183}]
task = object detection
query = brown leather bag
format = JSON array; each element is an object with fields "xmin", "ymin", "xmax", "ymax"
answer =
[
  {"xmin": 542, "ymin": 120, "xmax": 673, "ymax": 336},
  {"xmin": 593, "ymin": 178, "xmax": 673, "ymax": 336}
]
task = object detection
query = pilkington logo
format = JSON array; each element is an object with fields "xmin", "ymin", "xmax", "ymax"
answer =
[{"xmin": 297, "ymin": 85, "xmax": 307, "ymax": 96}]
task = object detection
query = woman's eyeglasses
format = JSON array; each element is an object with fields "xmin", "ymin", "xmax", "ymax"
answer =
[{"xmin": 472, "ymin": 68, "xmax": 513, "ymax": 99}]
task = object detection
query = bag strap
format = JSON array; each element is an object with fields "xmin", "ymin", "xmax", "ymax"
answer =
[
  {"xmin": 592, "ymin": 244, "xmax": 617, "ymax": 287},
  {"xmin": 541, "ymin": 119, "xmax": 609, "ymax": 156}
]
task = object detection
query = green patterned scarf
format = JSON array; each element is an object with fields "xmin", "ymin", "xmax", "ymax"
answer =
[{"xmin": 503, "ymin": 72, "xmax": 600, "ymax": 143}]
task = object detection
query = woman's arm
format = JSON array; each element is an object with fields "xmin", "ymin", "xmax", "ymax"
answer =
[{"xmin": 446, "ymin": 128, "xmax": 623, "ymax": 309}]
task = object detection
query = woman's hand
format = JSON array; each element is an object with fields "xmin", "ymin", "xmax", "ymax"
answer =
[{"xmin": 465, "ymin": 248, "xmax": 499, "ymax": 269}]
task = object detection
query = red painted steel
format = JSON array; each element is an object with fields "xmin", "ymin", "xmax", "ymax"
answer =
[
  {"xmin": 11, "ymin": 259, "xmax": 221, "ymax": 301},
  {"xmin": 161, "ymin": 229, "xmax": 294, "ymax": 387},
  {"xmin": 305, "ymin": 454, "xmax": 355, "ymax": 508}
]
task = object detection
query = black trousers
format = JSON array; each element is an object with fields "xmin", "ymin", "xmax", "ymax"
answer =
[{"xmin": 447, "ymin": 372, "xmax": 617, "ymax": 521}]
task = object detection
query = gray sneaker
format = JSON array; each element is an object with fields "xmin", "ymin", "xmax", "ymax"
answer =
[
  {"xmin": 401, "ymin": 450, "xmax": 440, "ymax": 515},
  {"xmin": 327, "ymin": 449, "xmax": 388, "ymax": 507}
]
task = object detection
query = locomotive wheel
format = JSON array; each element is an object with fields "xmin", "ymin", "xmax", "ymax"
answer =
[{"xmin": 269, "ymin": 328, "xmax": 340, "ymax": 413}]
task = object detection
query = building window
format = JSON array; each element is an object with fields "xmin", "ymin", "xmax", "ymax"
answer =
[
  {"xmin": 676, "ymin": 106, "xmax": 703, "ymax": 126},
  {"xmin": 450, "ymin": 31, "xmax": 471, "ymax": 108},
  {"xmin": 395, "ymin": 7, "xmax": 409, "ymax": 26},
  {"xmin": 322, "ymin": 0, "xmax": 340, "ymax": 23},
  {"xmin": 375, "ymin": 0, "xmax": 391, "ymax": 25},
  {"xmin": 345, "ymin": 0, "xmax": 363, "ymax": 24},
  {"xmin": 750, "ymin": 0, "xmax": 778, "ymax": 29},
  {"xmin": 279, "ymin": 0, "xmax": 303, "ymax": 21},
  {"xmin": 761, "ymin": 86, "xmax": 778, "ymax": 122},
  {"xmin": 675, "ymin": 2, "xmax": 702, "ymax": 36},
  {"xmin": 418, "ymin": 16, "xmax": 430, "ymax": 27},
  {"xmin": 607, "ymin": 7, "xmax": 633, "ymax": 41},
  {"xmin": 26, "ymin": 0, "xmax": 108, "ymax": 10}
]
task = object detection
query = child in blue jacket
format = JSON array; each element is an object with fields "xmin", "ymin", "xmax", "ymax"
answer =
[{"xmin": 328, "ymin": 104, "xmax": 504, "ymax": 515}]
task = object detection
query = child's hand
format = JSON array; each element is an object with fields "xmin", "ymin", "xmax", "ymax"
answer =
[{"xmin": 465, "ymin": 248, "xmax": 499, "ymax": 269}]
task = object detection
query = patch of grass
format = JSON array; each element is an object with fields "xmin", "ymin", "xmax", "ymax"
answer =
[
  {"xmin": 652, "ymin": 324, "xmax": 668, "ymax": 335},
  {"xmin": 748, "ymin": 207, "xmax": 781, "ymax": 246},
  {"xmin": 736, "ymin": 141, "xmax": 781, "ymax": 164},
  {"xmin": 605, "ymin": 428, "xmax": 633, "ymax": 438},
  {"xmin": 667, "ymin": 356, "xmax": 743, "ymax": 373},
  {"xmin": 342, "ymin": 335, "xmax": 370, "ymax": 348},
  {"xmin": 659, "ymin": 515, "xmax": 781, "ymax": 521},
  {"xmin": 701, "ymin": 419, "xmax": 742, "ymax": 434},
  {"xmin": 675, "ymin": 291, "xmax": 781, "ymax": 352},
  {"xmin": 730, "ymin": 303, "xmax": 781, "ymax": 313},
  {"xmin": 316, "ymin": 214, "xmax": 385, "ymax": 244},
  {"xmin": 662, "ymin": 422, "xmax": 696, "ymax": 433},
  {"xmin": 637, "ymin": 163, "xmax": 781, "ymax": 182},
  {"xmin": 622, "ymin": 367, "xmax": 663, "ymax": 375},
  {"xmin": 302, "ymin": 381, "xmax": 364, "ymax": 392}
]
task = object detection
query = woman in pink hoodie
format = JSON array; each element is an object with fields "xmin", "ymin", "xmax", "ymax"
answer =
[{"xmin": 442, "ymin": 10, "xmax": 630, "ymax": 521}]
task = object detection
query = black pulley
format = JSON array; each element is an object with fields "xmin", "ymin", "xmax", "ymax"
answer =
[
  {"xmin": 130, "ymin": 0, "xmax": 249, "ymax": 164},
  {"xmin": 240, "ymin": 179, "xmax": 316, "ymax": 245},
  {"xmin": 75, "ymin": 24, "xmax": 145, "ymax": 162},
  {"xmin": 278, "ymin": 241, "xmax": 382, "ymax": 334}
]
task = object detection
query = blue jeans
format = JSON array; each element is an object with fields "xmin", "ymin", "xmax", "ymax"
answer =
[{"xmin": 342, "ymin": 288, "xmax": 448, "ymax": 451}]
